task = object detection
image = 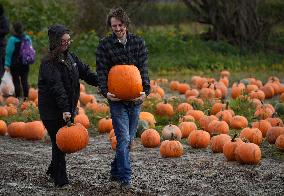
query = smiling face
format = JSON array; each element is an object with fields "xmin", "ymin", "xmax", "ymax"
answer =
[
  {"xmin": 60, "ymin": 33, "xmax": 71, "ymax": 52},
  {"xmin": 110, "ymin": 17, "xmax": 127, "ymax": 39}
]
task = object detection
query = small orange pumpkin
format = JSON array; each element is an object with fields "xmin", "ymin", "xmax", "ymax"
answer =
[
  {"xmin": 141, "ymin": 129, "xmax": 161, "ymax": 148},
  {"xmin": 235, "ymin": 142, "xmax": 261, "ymax": 165},
  {"xmin": 275, "ymin": 134, "xmax": 284, "ymax": 150},
  {"xmin": 160, "ymin": 140, "xmax": 183, "ymax": 158},
  {"xmin": 0, "ymin": 120, "xmax": 7, "ymax": 136},
  {"xmin": 98, "ymin": 117, "xmax": 113, "ymax": 133},
  {"xmin": 187, "ymin": 129, "xmax": 210, "ymax": 148}
]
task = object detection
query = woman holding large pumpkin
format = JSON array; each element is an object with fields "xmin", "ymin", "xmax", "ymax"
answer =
[
  {"xmin": 96, "ymin": 7, "xmax": 150, "ymax": 189},
  {"xmin": 38, "ymin": 24, "xmax": 98, "ymax": 187}
]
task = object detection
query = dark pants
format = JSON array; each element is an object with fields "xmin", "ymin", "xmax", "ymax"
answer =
[
  {"xmin": 0, "ymin": 45, "xmax": 5, "ymax": 79},
  {"xmin": 10, "ymin": 66, "xmax": 29, "ymax": 98},
  {"xmin": 42, "ymin": 119, "xmax": 69, "ymax": 186}
]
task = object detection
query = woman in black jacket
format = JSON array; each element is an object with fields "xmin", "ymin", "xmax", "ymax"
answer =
[{"xmin": 38, "ymin": 24, "xmax": 98, "ymax": 187}]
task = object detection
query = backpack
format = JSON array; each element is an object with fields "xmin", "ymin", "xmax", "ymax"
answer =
[{"xmin": 19, "ymin": 37, "xmax": 36, "ymax": 65}]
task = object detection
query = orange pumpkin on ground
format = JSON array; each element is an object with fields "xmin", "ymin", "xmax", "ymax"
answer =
[
  {"xmin": 230, "ymin": 115, "xmax": 248, "ymax": 129},
  {"xmin": 98, "ymin": 117, "xmax": 113, "ymax": 133},
  {"xmin": 139, "ymin": 112, "xmax": 156, "ymax": 127},
  {"xmin": 179, "ymin": 121, "xmax": 197, "ymax": 138},
  {"xmin": 235, "ymin": 143, "xmax": 261, "ymax": 165},
  {"xmin": 223, "ymin": 135, "xmax": 244, "ymax": 161},
  {"xmin": 7, "ymin": 122, "xmax": 26, "ymax": 138},
  {"xmin": 252, "ymin": 120, "xmax": 272, "ymax": 137},
  {"xmin": 110, "ymin": 136, "xmax": 117, "ymax": 150},
  {"xmin": 210, "ymin": 134, "xmax": 231, "ymax": 153},
  {"xmin": 141, "ymin": 129, "xmax": 161, "ymax": 148},
  {"xmin": 74, "ymin": 114, "xmax": 90, "ymax": 129},
  {"xmin": 188, "ymin": 130, "xmax": 210, "ymax": 148},
  {"xmin": 24, "ymin": 121, "xmax": 46, "ymax": 140},
  {"xmin": 239, "ymin": 127, "xmax": 263, "ymax": 145},
  {"xmin": 275, "ymin": 134, "xmax": 284, "ymax": 150},
  {"xmin": 5, "ymin": 96, "xmax": 19, "ymax": 106},
  {"xmin": 0, "ymin": 120, "xmax": 7, "ymax": 136},
  {"xmin": 266, "ymin": 126, "xmax": 284, "ymax": 144},
  {"xmin": 160, "ymin": 140, "xmax": 183, "ymax": 158},
  {"xmin": 156, "ymin": 101, "xmax": 174, "ymax": 118}
]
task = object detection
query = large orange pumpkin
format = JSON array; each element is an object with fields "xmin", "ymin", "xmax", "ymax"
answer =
[
  {"xmin": 56, "ymin": 123, "xmax": 89, "ymax": 153},
  {"xmin": 107, "ymin": 65, "xmax": 143, "ymax": 100}
]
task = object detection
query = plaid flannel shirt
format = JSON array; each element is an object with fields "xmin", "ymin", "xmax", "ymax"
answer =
[{"xmin": 96, "ymin": 32, "xmax": 150, "ymax": 98}]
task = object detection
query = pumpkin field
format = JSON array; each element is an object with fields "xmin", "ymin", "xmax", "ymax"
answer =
[
  {"xmin": 0, "ymin": 70, "xmax": 284, "ymax": 195},
  {"xmin": 1, "ymin": 0, "xmax": 284, "ymax": 195}
]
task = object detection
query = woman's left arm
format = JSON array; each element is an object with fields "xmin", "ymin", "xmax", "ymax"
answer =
[{"xmin": 72, "ymin": 53, "xmax": 98, "ymax": 86}]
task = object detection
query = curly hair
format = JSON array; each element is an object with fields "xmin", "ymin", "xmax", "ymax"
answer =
[{"xmin": 106, "ymin": 7, "xmax": 130, "ymax": 28}]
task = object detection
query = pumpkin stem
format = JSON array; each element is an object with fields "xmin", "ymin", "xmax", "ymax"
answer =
[
  {"xmin": 272, "ymin": 112, "xmax": 278, "ymax": 118},
  {"xmin": 170, "ymin": 132, "xmax": 176, "ymax": 140},
  {"xmin": 231, "ymin": 133, "xmax": 238, "ymax": 141}
]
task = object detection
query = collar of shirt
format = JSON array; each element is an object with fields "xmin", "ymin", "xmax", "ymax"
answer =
[
  {"xmin": 118, "ymin": 37, "xmax": 127, "ymax": 45},
  {"xmin": 111, "ymin": 32, "xmax": 132, "ymax": 45}
]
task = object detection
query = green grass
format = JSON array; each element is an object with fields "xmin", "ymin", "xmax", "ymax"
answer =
[{"xmin": 27, "ymin": 22, "xmax": 284, "ymax": 87}]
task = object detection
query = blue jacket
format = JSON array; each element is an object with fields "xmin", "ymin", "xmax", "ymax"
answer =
[{"xmin": 5, "ymin": 34, "xmax": 32, "ymax": 68}]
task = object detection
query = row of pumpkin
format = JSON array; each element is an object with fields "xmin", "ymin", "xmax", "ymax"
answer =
[{"xmin": 0, "ymin": 70, "xmax": 283, "ymax": 166}]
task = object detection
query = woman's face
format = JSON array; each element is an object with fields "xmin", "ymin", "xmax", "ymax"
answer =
[
  {"xmin": 110, "ymin": 17, "xmax": 127, "ymax": 39},
  {"xmin": 60, "ymin": 33, "xmax": 72, "ymax": 52}
]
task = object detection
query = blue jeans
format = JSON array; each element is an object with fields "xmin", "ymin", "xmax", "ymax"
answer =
[{"xmin": 109, "ymin": 101, "xmax": 141, "ymax": 183}]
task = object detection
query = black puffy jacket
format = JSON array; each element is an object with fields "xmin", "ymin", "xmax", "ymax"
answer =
[{"xmin": 38, "ymin": 52, "xmax": 98, "ymax": 120}]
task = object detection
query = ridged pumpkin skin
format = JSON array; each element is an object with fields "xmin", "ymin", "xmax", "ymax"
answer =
[
  {"xmin": 74, "ymin": 114, "xmax": 90, "ymax": 129},
  {"xmin": 188, "ymin": 130, "xmax": 210, "ymax": 148},
  {"xmin": 0, "ymin": 120, "xmax": 7, "ymax": 136},
  {"xmin": 210, "ymin": 134, "xmax": 231, "ymax": 153},
  {"xmin": 7, "ymin": 122, "xmax": 26, "ymax": 138},
  {"xmin": 141, "ymin": 129, "xmax": 161, "ymax": 148},
  {"xmin": 240, "ymin": 128, "xmax": 263, "ymax": 146},
  {"xmin": 97, "ymin": 117, "xmax": 113, "ymax": 133},
  {"xmin": 223, "ymin": 138, "xmax": 244, "ymax": 161},
  {"xmin": 56, "ymin": 123, "xmax": 89, "ymax": 153},
  {"xmin": 160, "ymin": 140, "xmax": 183, "ymax": 158},
  {"xmin": 235, "ymin": 143, "xmax": 261, "ymax": 165},
  {"xmin": 266, "ymin": 127, "xmax": 284, "ymax": 144},
  {"xmin": 275, "ymin": 134, "xmax": 284, "ymax": 150},
  {"xmin": 107, "ymin": 65, "xmax": 143, "ymax": 100},
  {"xmin": 24, "ymin": 121, "xmax": 46, "ymax": 140},
  {"xmin": 139, "ymin": 112, "xmax": 156, "ymax": 127}
]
